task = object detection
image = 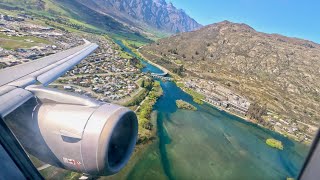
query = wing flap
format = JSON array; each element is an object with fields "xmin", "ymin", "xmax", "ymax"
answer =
[
  {"xmin": 7, "ymin": 77, "xmax": 37, "ymax": 88},
  {"xmin": 0, "ymin": 88, "xmax": 33, "ymax": 118}
]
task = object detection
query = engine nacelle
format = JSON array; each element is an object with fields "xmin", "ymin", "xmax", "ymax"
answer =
[
  {"xmin": 36, "ymin": 103, "xmax": 137, "ymax": 175},
  {"xmin": 4, "ymin": 86, "xmax": 138, "ymax": 176}
]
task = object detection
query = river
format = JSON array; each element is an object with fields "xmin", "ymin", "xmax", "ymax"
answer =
[{"xmin": 115, "ymin": 40, "xmax": 309, "ymax": 180}]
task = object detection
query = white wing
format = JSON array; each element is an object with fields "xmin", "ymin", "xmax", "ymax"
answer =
[{"xmin": 0, "ymin": 40, "xmax": 99, "ymax": 118}]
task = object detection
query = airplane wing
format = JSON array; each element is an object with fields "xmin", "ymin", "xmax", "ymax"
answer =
[{"xmin": 0, "ymin": 40, "xmax": 99, "ymax": 118}]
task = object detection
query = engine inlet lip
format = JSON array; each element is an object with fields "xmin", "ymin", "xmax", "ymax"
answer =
[{"xmin": 99, "ymin": 108, "xmax": 138, "ymax": 174}]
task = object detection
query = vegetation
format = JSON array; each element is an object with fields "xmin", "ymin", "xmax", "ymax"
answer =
[
  {"xmin": 135, "ymin": 80, "xmax": 163, "ymax": 145},
  {"xmin": 176, "ymin": 100, "xmax": 197, "ymax": 111},
  {"xmin": 247, "ymin": 102, "xmax": 268, "ymax": 125},
  {"xmin": 122, "ymin": 39, "xmax": 148, "ymax": 49},
  {"xmin": 172, "ymin": 65, "xmax": 185, "ymax": 76},
  {"xmin": 185, "ymin": 88, "xmax": 204, "ymax": 104},
  {"xmin": 140, "ymin": 21, "xmax": 320, "ymax": 140},
  {"xmin": 123, "ymin": 78, "xmax": 163, "ymax": 144},
  {"xmin": 266, "ymin": 138, "xmax": 284, "ymax": 150},
  {"xmin": 123, "ymin": 88, "xmax": 147, "ymax": 107},
  {"xmin": 137, "ymin": 80, "xmax": 163, "ymax": 130},
  {"xmin": 0, "ymin": 0, "xmax": 152, "ymax": 43},
  {"xmin": 119, "ymin": 51, "xmax": 133, "ymax": 59},
  {"xmin": 0, "ymin": 33, "xmax": 51, "ymax": 50},
  {"xmin": 121, "ymin": 39, "xmax": 145, "ymax": 58},
  {"xmin": 176, "ymin": 82, "xmax": 185, "ymax": 88},
  {"xmin": 128, "ymin": 57, "xmax": 144, "ymax": 69},
  {"xmin": 176, "ymin": 81, "xmax": 204, "ymax": 104}
]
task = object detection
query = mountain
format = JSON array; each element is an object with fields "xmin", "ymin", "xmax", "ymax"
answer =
[
  {"xmin": 141, "ymin": 21, "xmax": 320, "ymax": 129},
  {"xmin": 76, "ymin": 0, "xmax": 202, "ymax": 33},
  {"xmin": 0, "ymin": 0, "xmax": 201, "ymax": 40},
  {"xmin": 0, "ymin": 0, "xmax": 152, "ymax": 43}
]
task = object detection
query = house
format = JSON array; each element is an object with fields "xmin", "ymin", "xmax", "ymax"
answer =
[
  {"xmin": 64, "ymin": 86, "xmax": 72, "ymax": 90},
  {"xmin": 75, "ymin": 89, "xmax": 83, "ymax": 93}
]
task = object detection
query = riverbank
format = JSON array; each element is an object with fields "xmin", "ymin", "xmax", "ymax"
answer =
[
  {"xmin": 203, "ymin": 98, "xmax": 310, "ymax": 145},
  {"xmin": 119, "ymin": 80, "xmax": 308, "ymax": 179},
  {"xmin": 134, "ymin": 47, "xmax": 169, "ymax": 74},
  {"xmin": 136, "ymin": 80, "xmax": 163, "ymax": 134},
  {"xmin": 137, "ymin": 47, "xmax": 310, "ymax": 145},
  {"xmin": 111, "ymin": 40, "xmax": 309, "ymax": 179},
  {"xmin": 176, "ymin": 82, "xmax": 205, "ymax": 104},
  {"xmin": 130, "ymin": 42, "xmax": 264, "ymax": 131}
]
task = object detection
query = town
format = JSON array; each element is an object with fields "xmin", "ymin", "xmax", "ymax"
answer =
[
  {"xmin": 0, "ymin": 13, "xmax": 85, "ymax": 68},
  {"xmin": 0, "ymin": 13, "xmax": 145, "ymax": 105},
  {"xmin": 55, "ymin": 41, "xmax": 142, "ymax": 103},
  {"xmin": 1, "ymin": 12, "xmax": 314, "ymax": 144}
]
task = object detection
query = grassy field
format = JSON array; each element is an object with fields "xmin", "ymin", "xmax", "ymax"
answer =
[
  {"xmin": 119, "ymin": 51, "xmax": 133, "ymax": 59},
  {"xmin": 110, "ymin": 33, "xmax": 152, "ymax": 47},
  {"xmin": 0, "ymin": 33, "xmax": 51, "ymax": 50},
  {"xmin": 176, "ymin": 82, "xmax": 205, "ymax": 104}
]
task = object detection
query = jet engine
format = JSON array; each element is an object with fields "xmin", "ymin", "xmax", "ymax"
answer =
[{"xmin": 4, "ymin": 85, "xmax": 138, "ymax": 176}]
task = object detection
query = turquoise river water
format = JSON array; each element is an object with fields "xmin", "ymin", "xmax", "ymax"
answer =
[{"xmin": 116, "ymin": 40, "xmax": 309, "ymax": 180}]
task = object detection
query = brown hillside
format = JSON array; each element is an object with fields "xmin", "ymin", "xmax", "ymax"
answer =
[{"xmin": 141, "ymin": 21, "xmax": 320, "ymax": 129}]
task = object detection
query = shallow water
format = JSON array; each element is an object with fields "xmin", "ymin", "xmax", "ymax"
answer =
[
  {"xmin": 115, "ymin": 40, "xmax": 309, "ymax": 180},
  {"xmin": 127, "ymin": 81, "xmax": 308, "ymax": 180}
]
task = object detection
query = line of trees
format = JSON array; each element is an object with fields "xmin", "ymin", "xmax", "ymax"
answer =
[{"xmin": 138, "ymin": 80, "xmax": 163, "ymax": 130}]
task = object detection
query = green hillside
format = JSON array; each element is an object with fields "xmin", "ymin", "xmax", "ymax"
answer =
[{"xmin": 0, "ymin": 0, "xmax": 152, "ymax": 44}]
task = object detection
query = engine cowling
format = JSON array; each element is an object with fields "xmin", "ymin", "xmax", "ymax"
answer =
[
  {"xmin": 35, "ymin": 103, "xmax": 138, "ymax": 175},
  {"xmin": 4, "ymin": 86, "xmax": 138, "ymax": 176}
]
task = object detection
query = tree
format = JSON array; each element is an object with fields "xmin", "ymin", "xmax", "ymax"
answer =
[
  {"xmin": 172, "ymin": 65, "xmax": 184, "ymax": 76},
  {"xmin": 247, "ymin": 102, "xmax": 267, "ymax": 122}
]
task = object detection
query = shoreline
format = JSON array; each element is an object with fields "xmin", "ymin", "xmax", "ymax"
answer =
[
  {"xmin": 138, "ymin": 51, "xmax": 310, "ymax": 145},
  {"xmin": 119, "ymin": 41, "xmax": 310, "ymax": 146},
  {"xmin": 185, "ymin": 85, "xmax": 310, "ymax": 145},
  {"xmin": 136, "ymin": 47, "xmax": 170, "ymax": 75}
]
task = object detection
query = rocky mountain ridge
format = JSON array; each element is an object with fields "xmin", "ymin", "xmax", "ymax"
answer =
[{"xmin": 76, "ymin": 0, "xmax": 202, "ymax": 33}]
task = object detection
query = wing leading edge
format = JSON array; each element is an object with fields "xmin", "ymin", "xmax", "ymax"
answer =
[{"xmin": 0, "ymin": 40, "xmax": 99, "ymax": 118}]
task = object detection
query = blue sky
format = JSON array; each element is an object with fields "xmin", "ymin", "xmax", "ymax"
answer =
[{"xmin": 169, "ymin": 0, "xmax": 320, "ymax": 43}]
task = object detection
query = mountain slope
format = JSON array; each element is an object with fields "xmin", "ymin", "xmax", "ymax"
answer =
[
  {"xmin": 141, "ymin": 21, "xmax": 320, "ymax": 130},
  {"xmin": 76, "ymin": 0, "xmax": 202, "ymax": 33},
  {"xmin": 0, "ymin": 0, "xmax": 152, "ymax": 43}
]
